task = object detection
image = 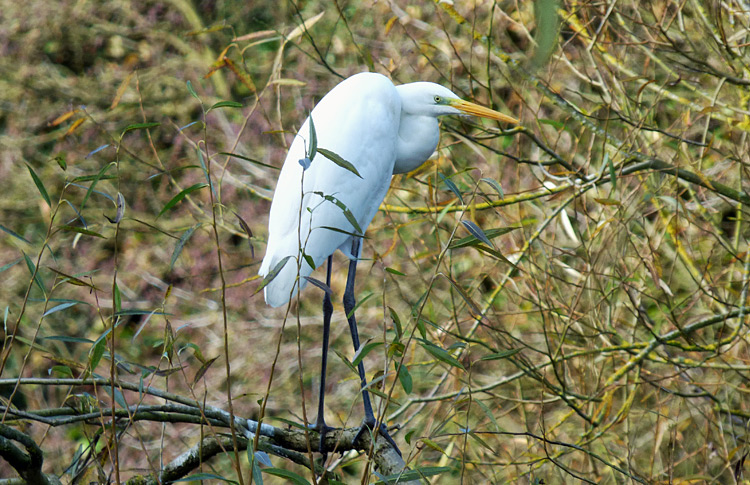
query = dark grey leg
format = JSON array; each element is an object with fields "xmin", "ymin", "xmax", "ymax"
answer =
[
  {"xmin": 343, "ymin": 239, "xmax": 401, "ymax": 456},
  {"xmin": 313, "ymin": 255, "xmax": 334, "ymax": 453}
]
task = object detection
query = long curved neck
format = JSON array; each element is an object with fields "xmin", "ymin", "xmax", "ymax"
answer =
[{"xmin": 393, "ymin": 114, "xmax": 440, "ymax": 174}]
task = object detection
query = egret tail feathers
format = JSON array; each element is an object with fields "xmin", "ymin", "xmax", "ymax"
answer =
[{"xmin": 259, "ymin": 253, "xmax": 314, "ymax": 308}]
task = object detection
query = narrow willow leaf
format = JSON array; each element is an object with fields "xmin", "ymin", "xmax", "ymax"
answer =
[
  {"xmin": 314, "ymin": 192, "xmax": 364, "ymax": 235},
  {"xmin": 480, "ymin": 348, "xmax": 522, "ymax": 361},
  {"xmin": 0, "ymin": 224, "xmax": 31, "ymax": 244},
  {"xmin": 85, "ymin": 144, "xmax": 109, "ymax": 159},
  {"xmin": 308, "ymin": 116, "xmax": 318, "ymax": 160},
  {"xmin": 439, "ymin": 172, "xmax": 464, "ymax": 204},
  {"xmin": 157, "ymin": 183, "xmax": 208, "ymax": 219},
  {"xmin": 480, "ymin": 177, "xmax": 504, "ymax": 199},
  {"xmin": 233, "ymin": 212, "xmax": 254, "ymax": 258},
  {"xmin": 60, "ymin": 225, "xmax": 105, "ymax": 238},
  {"xmin": 220, "ymin": 152, "xmax": 279, "ymax": 171},
  {"xmin": 319, "ymin": 225, "xmax": 364, "ymax": 238},
  {"xmin": 605, "ymin": 152, "xmax": 616, "ymax": 190},
  {"xmin": 89, "ymin": 338, "xmax": 106, "ymax": 372},
  {"xmin": 114, "ymin": 192, "xmax": 125, "ymax": 223},
  {"xmin": 121, "ymin": 122, "xmax": 160, "ymax": 138},
  {"xmin": 345, "ymin": 292, "xmax": 373, "ymax": 319},
  {"xmin": 192, "ymin": 356, "xmax": 219, "ymax": 386},
  {"xmin": 43, "ymin": 302, "xmax": 78, "ymax": 317},
  {"xmin": 351, "ymin": 340, "xmax": 383, "ymax": 367},
  {"xmin": 80, "ymin": 162, "xmax": 115, "ymax": 211},
  {"xmin": 207, "ymin": 100, "xmax": 243, "ymax": 113},
  {"xmin": 174, "ymin": 473, "xmax": 238, "ymax": 484},
  {"xmin": 186, "ymin": 80, "xmax": 200, "ymax": 99},
  {"xmin": 0, "ymin": 259, "xmax": 21, "ymax": 274},
  {"xmin": 396, "ymin": 362, "xmax": 412, "ymax": 394},
  {"xmin": 461, "ymin": 220, "xmax": 494, "ymax": 248},
  {"xmin": 318, "ymin": 148, "xmax": 363, "ymax": 179},
  {"xmin": 378, "ymin": 466, "xmax": 452, "ymax": 483},
  {"xmin": 47, "ymin": 267, "xmax": 97, "ymax": 289},
  {"xmin": 333, "ymin": 348, "xmax": 358, "ymax": 375},
  {"xmin": 255, "ymin": 256, "xmax": 292, "ymax": 294},
  {"xmin": 302, "ymin": 252, "xmax": 315, "ymax": 270},
  {"xmin": 247, "ymin": 438, "xmax": 264, "ymax": 485},
  {"xmin": 262, "ymin": 468, "xmax": 311, "ymax": 485},
  {"xmin": 26, "ymin": 164, "xmax": 51, "ymax": 207},
  {"xmin": 113, "ymin": 283, "xmax": 122, "ymax": 313},
  {"xmin": 388, "ymin": 307, "xmax": 403, "ymax": 339},
  {"xmin": 448, "ymin": 227, "xmax": 517, "ymax": 249},
  {"xmin": 385, "ymin": 267, "xmax": 405, "ymax": 276},
  {"xmin": 22, "ymin": 252, "xmax": 44, "ymax": 294},
  {"xmin": 170, "ymin": 224, "xmax": 201, "ymax": 270},
  {"xmin": 532, "ymin": 0, "xmax": 562, "ymax": 68},
  {"xmin": 418, "ymin": 339, "xmax": 465, "ymax": 370},
  {"xmin": 302, "ymin": 276, "xmax": 332, "ymax": 296}
]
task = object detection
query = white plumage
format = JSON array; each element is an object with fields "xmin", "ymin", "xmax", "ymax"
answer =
[{"xmin": 259, "ymin": 72, "xmax": 517, "ymax": 307}]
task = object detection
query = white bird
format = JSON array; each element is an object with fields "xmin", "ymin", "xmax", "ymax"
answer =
[{"xmin": 258, "ymin": 72, "xmax": 517, "ymax": 454}]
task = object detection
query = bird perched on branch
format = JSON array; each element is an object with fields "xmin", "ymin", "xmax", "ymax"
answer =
[{"xmin": 259, "ymin": 71, "xmax": 517, "ymax": 455}]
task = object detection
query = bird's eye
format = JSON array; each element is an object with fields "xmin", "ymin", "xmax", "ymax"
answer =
[{"xmin": 434, "ymin": 95, "xmax": 442, "ymax": 103}]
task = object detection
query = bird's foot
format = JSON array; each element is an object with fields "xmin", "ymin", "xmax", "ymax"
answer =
[
  {"xmin": 308, "ymin": 420, "xmax": 335, "ymax": 455},
  {"xmin": 353, "ymin": 417, "xmax": 402, "ymax": 457}
]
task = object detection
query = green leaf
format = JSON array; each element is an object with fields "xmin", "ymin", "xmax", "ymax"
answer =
[
  {"xmin": 480, "ymin": 177, "xmax": 504, "ymax": 199},
  {"xmin": 448, "ymin": 227, "xmax": 518, "ymax": 249},
  {"xmin": 418, "ymin": 339, "xmax": 465, "ymax": 370},
  {"xmin": 43, "ymin": 302, "xmax": 78, "ymax": 317},
  {"xmin": 186, "ymin": 80, "xmax": 200, "ymax": 100},
  {"xmin": 26, "ymin": 164, "xmax": 51, "ymax": 207},
  {"xmin": 385, "ymin": 267, "xmax": 405, "ymax": 276},
  {"xmin": 605, "ymin": 152, "xmax": 616, "ymax": 190},
  {"xmin": 247, "ymin": 437, "xmax": 264, "ymax": 485},
  {"xmin": 532, "ymin": 0, "xmax": 562, "ymax": 68},
  {"xmin": 170, "ymin": 224, "xmax": 201, "ymax": 270},
  {"xmin": 461, "ymin": 220, "xmax": 494, "ymax": 248},
  {"xmin": 314, "ymin": 192, "xmax": 364, "ymax": 235},
  {"xmin": 207, "ymin": 100, "xmax": 243, "ymax": 112},
  {"xmin": 121, "ymin": 122, "xmax": 160, "ymax": 138},
  {"xmin": 220, "ymin": 152, "xmax": 279, "ymax": 170},
  {"xmin": 255, "ymin": 256, "xmax": 292, "ymax": 295},
  {"xmin": 0, "ymin": 258, "xmax": 21, "ymax": 274},
  {"xmin": 308, "ymin": 116, "xmax": 318, "ymax": 160},
  {"xmin": 317, "ymin": 148, "xmax": 363, "ymax": 179},
  {"xmin": 50, "ymin": 365, "xmax": 73, "ymax": 377},
  {"xmin": 345, "ymin": 292, "xmax": 373, "ymax": 319},
  {"xmin": 54, "ymin": 153, "xmax": 67, "ymax": 171},
  {"xmin": 59, "ymin": 225, "xmax": 105, "ymax": 238},
  {"xmin": 375, "ymin": 466, "xmax": 452, "ymax": 484},
  {"xmin": 262, "ymin": 468, "xmax": 311, "ymax": 485},
  {"xmin": 388, "ymin": 307, "xmax": 403, "ymax": 339},
  {"xmin": 22, "ymin": 252, "xmax": 45, "ymax": 294},
  {"xmin": 333, "ymin": 348, "xmax": 358, "ymax": 375},
  {"xmin": 174, "ymin": 473, "xmax": 238, "ymax": 484},
  {"xmin": 113, "ymin": 282, "xmax": 122, "ymax": 313},
  {"xmin": 351, "ymin": 340, "xmax": 384, "ymax": 367},
  {"xmin": 89, "ymin": 337, "xmax": 106, "ymax": 372},
  {"xmin": 480, "ymin": 348, "xmax": 521, "ymax": 361},
  {"xmin": 439, "ymin": 173, "xmax": 464, "ymax": 204},
  {"xmin": 157, "ymin": 183, "xmax": 208, "ymax": 219},
  {"xmin": 80, "ymin": 162, "xmax": 115, "ymax": 212},
  {"xmin": 0, "ymin": 224, "xmax": 31, "ymax": 244},
  {"xmin": 396, "ymin": 362, "xmax": 412, "ymax": 394}
]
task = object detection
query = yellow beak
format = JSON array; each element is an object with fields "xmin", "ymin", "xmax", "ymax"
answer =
[{"xmin": 450, "ymin": 99, "xmax": 518, "ymax": 124}]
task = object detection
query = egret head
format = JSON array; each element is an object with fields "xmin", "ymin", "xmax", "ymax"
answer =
[{"xmin": 396, "ymin": 82, "xmax": 518, "ymax": 124}]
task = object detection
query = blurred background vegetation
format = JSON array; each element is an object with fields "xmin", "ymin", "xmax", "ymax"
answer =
[{"xmin": 2, "ymin": 0, "xmax": 750, "ymax": 483}]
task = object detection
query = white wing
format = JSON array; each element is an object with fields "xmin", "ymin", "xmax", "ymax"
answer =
[{"xmin": 259, "ymin": 72, "xmax": 401, "ymax": 307}]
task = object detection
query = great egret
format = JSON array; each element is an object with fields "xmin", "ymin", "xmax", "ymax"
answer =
[{"xmin": 258, "ymin": 72, "xmax": 517, "ymax": 454}]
